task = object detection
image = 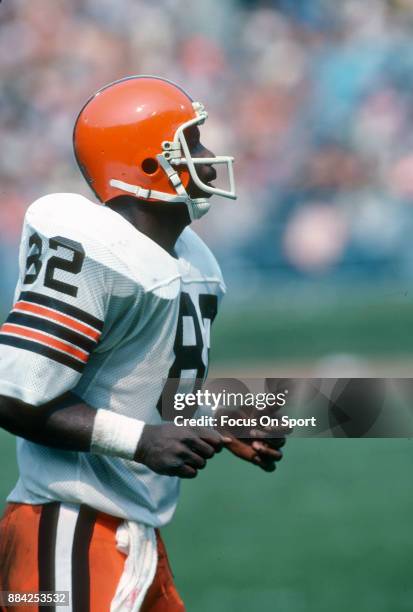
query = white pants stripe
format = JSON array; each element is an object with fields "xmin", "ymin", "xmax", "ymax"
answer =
[{"xmin": 54, "ymin": 503, "xmax": 80, "ymax": 612}]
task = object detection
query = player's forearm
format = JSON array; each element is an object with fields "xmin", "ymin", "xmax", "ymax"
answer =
[
  {"xmin": 0, "ymin": 392, "xmax": 227, "ymax": 479},
  {"xmin": 0, "ymin": 392, "xmax": 95, "ymax": 451},
  {"xmin": 0, "ymin": 391, "xmax": 146, "ymax": 461}
]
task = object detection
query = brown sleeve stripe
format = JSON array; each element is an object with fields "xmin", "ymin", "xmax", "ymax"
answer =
[
  {"xmin": 0, "ymin": 324, "xmax": 89, "ymax": 363},
  {"xmin": 13, "ymin": 302, "xmax": 101, "ymax": 341},
  {"xmin": 19, "ymin": 291, "xmax": 104, "ymax": 331},
  {"xmin": 5, "ymin": 311, "xmax": 97, "ymax": 353},
  {"xmin": 0, "ymin": 336, "xmax": 85, "ymax": 373}
]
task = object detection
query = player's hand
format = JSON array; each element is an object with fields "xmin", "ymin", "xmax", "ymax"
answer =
[
  {"xmin": 135, "ymin": 423, "xmax": 229, "ymax": 478},
  {"xmin": 218, "ymin": 405, "xmax": 290, "ymax": 472},
  {"xmin": 224, "ymin": 434, "xmax": 286, "ymax": 472}
]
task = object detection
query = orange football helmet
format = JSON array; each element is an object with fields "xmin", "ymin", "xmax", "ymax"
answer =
[{"xmin": 73, "ymin": 76, "xmax": 236, "ymax": 220}]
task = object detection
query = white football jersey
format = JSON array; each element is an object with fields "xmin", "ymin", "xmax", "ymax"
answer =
[{"xmin": 0, "ymin": 193, "xmax": 225, "ymax": 526}]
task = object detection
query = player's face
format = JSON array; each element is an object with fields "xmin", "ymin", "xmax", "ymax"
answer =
[{"xmin": 184, "ymin": 126, "xmax": 217, "ymax": 200}]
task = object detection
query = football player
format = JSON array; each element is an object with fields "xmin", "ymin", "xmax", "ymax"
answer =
[{"xmin": 0, "ymin": 76, "xmax": 284, "ymax": 611}]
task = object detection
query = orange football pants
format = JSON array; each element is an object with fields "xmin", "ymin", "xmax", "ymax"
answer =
[{"xmin": 0, "ymin": 503, "xmax": 185, "ymax": 612}]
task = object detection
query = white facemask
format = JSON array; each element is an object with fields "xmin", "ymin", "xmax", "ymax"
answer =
[{"xmin": 109, "ymin": 102, "xmax": 236, "ymax": 221}]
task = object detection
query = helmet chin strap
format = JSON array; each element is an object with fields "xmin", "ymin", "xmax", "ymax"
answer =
[
  {"xmin": 187, "ymin": 198, "xmax": 211, "ymax": 220},
  {"xmin": 109, "ymin": 154, "xmax": 210, "ymax": 221}
]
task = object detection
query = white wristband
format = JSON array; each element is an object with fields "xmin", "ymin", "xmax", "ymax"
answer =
[{"xmin": 91, "ymin": 409, "xmax": 145, "ymax": 460}]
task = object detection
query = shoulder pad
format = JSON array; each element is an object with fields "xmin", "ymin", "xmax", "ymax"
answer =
[
  {"xmin": 25, "ymin": 194, "xmax": 181, "ymax": 293},
  {"xmin": 176, "ymin": 227, "xmax": 225, "ymax": 291}
]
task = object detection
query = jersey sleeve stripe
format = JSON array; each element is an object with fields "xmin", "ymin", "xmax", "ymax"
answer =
[
  {"xmin": 0, "ymin": 324, "xmax": 89, "ymax": 363},
  {"xmin": 0, "ymin": 336, "xmax": 84, "ymax": 373},
  {"xmin": 5, "ymin": 312, "xmax": 97, "ymax": 353},
  {"xmin": 19, "ymin": 291, "xmax": 104, "ymax": 331},
  {"xmin": 14, "ymin": 302, "xmax": 101, "ymax": 341}
]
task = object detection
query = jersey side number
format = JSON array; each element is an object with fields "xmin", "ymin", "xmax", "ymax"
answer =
[
  {"xmin": 157, "ymin": 292, "xmax": 218, "ymax": 419},
  {"xmin": 23, "ymin": 233, "xmax": 85, "ymax": 298}
]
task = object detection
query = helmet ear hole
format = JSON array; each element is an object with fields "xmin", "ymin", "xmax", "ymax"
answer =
[{"xmin": 141, "ymin": 158, "xmax": 159, "ymax": 174}]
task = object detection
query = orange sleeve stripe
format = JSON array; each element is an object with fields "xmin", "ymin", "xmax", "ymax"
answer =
[
  {"xmin": 1, "ymin": 324, "xmax": 89, "ymax": 362},
  {"xmin": 14, "ymin": 302, "xmax": 101, "ymax": 341}
]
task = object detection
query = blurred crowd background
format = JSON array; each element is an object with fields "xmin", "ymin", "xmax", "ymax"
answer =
[{"xmin": 2, "ymin": 0, "xmax": 413, "ymax": 366}]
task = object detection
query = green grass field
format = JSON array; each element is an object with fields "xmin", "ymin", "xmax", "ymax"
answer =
[
  {"xmin": 212, "ymin": 290, "xmax": 413, "ymax": 365},
  {"xmin": 1, "ymin": 431, "xmax": 412, "ymax": 611}
]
